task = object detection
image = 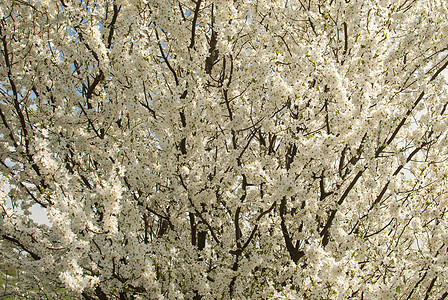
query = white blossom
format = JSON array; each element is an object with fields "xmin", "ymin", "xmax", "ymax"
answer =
[{"xmin": 1, "ymin": 0, "xmax": 448, "ymax": 298}]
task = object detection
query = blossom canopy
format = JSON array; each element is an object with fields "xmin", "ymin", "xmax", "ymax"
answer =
[{"xmin": 1, "ymin": 0, "xmax": 448, "ymax": 299}]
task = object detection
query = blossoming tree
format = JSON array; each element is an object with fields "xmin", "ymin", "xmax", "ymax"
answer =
[{"xmin": 1, "ymin": 0, "xmax": 448, "ymax": 298}]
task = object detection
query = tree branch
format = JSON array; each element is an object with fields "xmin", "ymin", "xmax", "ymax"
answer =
[
  {"xmin": 2, "ymin": 234, "xmax": 41, "ymax": 260},
  {"xmin": 189, "ymin": 0, "xmax": 202, "ymax": 49}
]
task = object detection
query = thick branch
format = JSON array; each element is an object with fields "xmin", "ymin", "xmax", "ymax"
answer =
[
  {"xmin": 343, "ymin": 22, "xmax": 348, "ymax": 55},
  {"xmin": 189, "ymin": 0, "xmax": 202, "ymax": 49},
  {"xmin": 280, "ymin": 197, "xmax": 305, "ymax": 263},
  {"xmin": 320, "ymin": 169, "xmax": 364, "ymax": 247},
  {"xmin": 107, "ymin": 5, "xmax": 120, "ymax": 49},
  {"xmin": 2, "ymin": 234, "xmax": 41, "ymax": 260}
]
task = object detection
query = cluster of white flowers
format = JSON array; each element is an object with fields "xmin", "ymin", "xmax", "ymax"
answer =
[{"xmin": 1, "ymin": 0, "xmax": 448, "ymax": 298}]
